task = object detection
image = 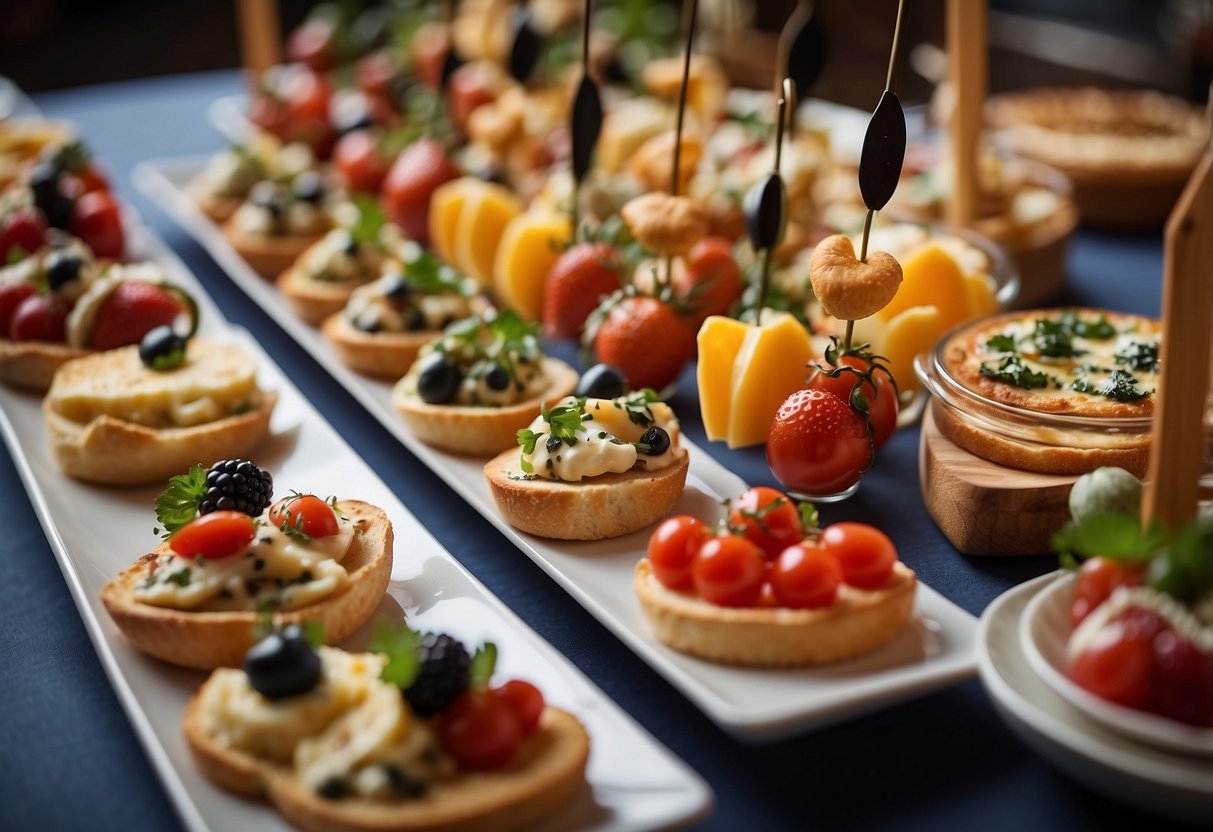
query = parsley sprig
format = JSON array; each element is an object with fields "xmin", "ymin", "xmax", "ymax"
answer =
[
  {"xmin": 516, "ymin": 399, "xmax": 586, "ymax": 473},
  {"xmin": 369, "ymin": 623, "xmax": 498, "ymax": 691},
  {"xmin": 153, "ymin": 465, "xmax": 207, "ymax": 538}
]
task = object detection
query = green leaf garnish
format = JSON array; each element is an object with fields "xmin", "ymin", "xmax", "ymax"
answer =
[
  {"xmin": 165, "ymin": 567, "xmax": 191, "ymax": 587},
  {"xmin": 370, "ymin": 623, "xmax": 422, "ymax": 689},
  {"xmin": 798, "ymin": 501, "xmax": 820, "ymax": 530},
  {"xmin": 985, "ymin": 333, "xmax": 1017, "ymax": 352},
  {"xmin": 151, "ymin": 344, "xmax": 186, "ymax": 371},
  {"xmin": 619, "ymin": 388, "xmax": 660, "ymax": 426},
  {"xmin": 348, "ymin": 194, "xmax": 386, "ymax": 245},
  {"xmin": 468, "ymin": 641, "xmax": 498, "ymax": 688},
  {"xmin": 300, "ymin": 620, "xmax": 326, "ymax": 648},
  {"xmin": 542, "ymin": 401, "xmax": 585, "ymax": 445},
  {"xmin": 1113, "ymin": 340, "xmax": 1160, "ymax": 374},
  {"xmin": 400, "ymin": 246, "xmax": 469, "ymax": 296},
  {"xmin": 517, "ymin": 427, "xmax": 541, "ymax": 473},
  {"xmin": 979, "ymin": 354, "xmax": 1052, "ymax": 390},
  {"xmin": 154, "ymin": 465, "xmax": 207, "ymax": 538}
]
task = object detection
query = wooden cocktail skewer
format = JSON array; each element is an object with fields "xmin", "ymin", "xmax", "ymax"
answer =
[
  {"xmin": 945, "ymin": 0, "xmax": 984, "ymax": 227},
  {"xmin": 1142, "ymin": 111, "xmax": 1213, "ymax": 530},
  {"xmin": 666, "ymin": 0, "xmax": 700, "ymax": 284},
  {"xmin": 236, "ymin": 0, "xmax": 282, "ymax": 98}
]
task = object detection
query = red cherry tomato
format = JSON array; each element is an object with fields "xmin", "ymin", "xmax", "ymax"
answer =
[
  {"xmin": 692, "ymin": 535, "xmax": 766, "ymax": 607},
  {"xmin": 438, "ymin": 691, "xmax": 523, "ymax": 770},
  {"xmin": 286, "ymin": 18, "xmax": 338, "ymax": 72},
  {"xmin": 0, "ymin": 282, "xmax": 38, "ymax": 338},
  {"xmin": 8, "ymin": 294, "xmax": 69, "ymax": 342},
  {"xmin": 269, "ymin": 495, "xmax": 340, "ymax": 538},
  {"xmin": 490, "ymin": 679, "xmax": 545, "ymax": 735},
  {"xmin": 648, "ymin": 515, "xmax": 709, "ymax": 590},
  {"xmin": 0, "ymin": 208, "xmax": 47, "ymax": 262},
  {"xmin": 674, "ymin": 237, "xmax": 743, "ymax": 324},
  {"xmin": 806, "ymin": 354, "xmax": 898, "ymax": 449},
  {"xmin": 1070, "ymin": 557, "xmax": 1145, "ymax": 628},
  {"xmin": 283, "ymin": 67, "xmax": 333, "ymax": 123},
  {"xmin": 381, "ymin": 138, "xmax": 461, "ymax": 244},
  {"xmin": 447, "ymin": 63, "xmax": 499, "ymax": 130},
  {"xmin": 69, "ymin": 190, "xmax": 124, "ymax": 258},
  {"xmin": 727, "ymin": 486, "xmax": 803, "ymax": 559},
  {"xmin": 169, "ymin": 511, "xmax": 256, "ymax": 559},
  {"xmin": 1151, "ymin": 630, "xmax": 1213, "ymax": 727},
  {"xmin": 333, "ymin": 129, "xmax": 390, "ymax": 193},
  {"xmin": 820, "ymin": 522, "xmax": 898, "ymax": 589},
  {"xmin": 766, "ymin": 388, "xmax": 870, "ymax": 497},
  {"xmin": 357, "ymin": 50, "xmax": 399, "ymax": 99},
  {"xmin": 770, "ymin": 541, "xmax": 842, "ymax": 609},
  {"xmin": 1070, "ymin": 617, "xmax": 1155, "ymax": 710}
]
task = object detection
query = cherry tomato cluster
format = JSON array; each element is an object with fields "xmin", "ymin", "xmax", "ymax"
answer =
[
  {"xmin": 1068, "ymin": 557, "xmax": 1213, "ymax": 727},
  {"xmin": 647, "ymin": 486, "xmax": 899, "ymax": 609},
  {"xmin": 168, "ymin": 496, "xmax": 339, "ymax": 560},
  {"xmin": 438, "ymin": 679, "xmax": 545, "ymax": 770},
  {"xmin": 767, "ymin": 342, "xmax": 899, "ymax": 497}
]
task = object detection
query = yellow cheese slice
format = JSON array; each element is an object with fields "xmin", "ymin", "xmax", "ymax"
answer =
[
  {"xmin": 696, "ymin": 316, "xmax": 750, "ymax": 442},
  {"xmin": 726, "ymin": 313, "xmax": 814, "ymax": 448},
  {"xmin": 428, "ymin": 178, "xmax": 478, "ymax": 266},
  {"xmin": 879, "ymin": 242, "xmax": 968, "ymax": 331},
  {"xmin": 492, "ymin": 211, "xmax": 572, "ymax": 321},
  {"xmin": 453, "ymin": 182, "xmax": 523, "ymax": 287},
  {"xmin": 882, "ymin": 305, "xmax": 943, "ymax": 394}
]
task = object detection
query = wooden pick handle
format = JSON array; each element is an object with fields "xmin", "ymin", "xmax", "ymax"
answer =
[
  {"xmin": 946, "ymin": 0, "xmax": 984, "ymax": 226},
  {"xmin": 236, "ymin": 0, "xmax": 282, "ymax": 96}
]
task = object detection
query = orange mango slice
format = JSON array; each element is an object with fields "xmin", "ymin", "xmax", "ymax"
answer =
[
  {"xmin": 882, "ymin": 305, "xmax": 943, "ymax": 394},
  {"xmin": 454, "ymin": 182, "xmax": 523, "ymax": 287},
  {"xmin": 726, "ymin": 313, "xmax": 814, "ymax": 448},
  {"xmin": 492, "ymin": 211, "xmax": 572, "ymax": 321},
  {"xmin": 964, "ymin": 270, "xmax": 998, "ymax": 318},
  {"xmin": 428, "ymin": 178, "xmax": 478, "ymax": 267},
  {"xmin": 696, "ymin": 316, "xmax": 750, "ymax": 441},
  {"xmin": 878, "ymin": 243, "xmax": 969, "ymax": 332}
]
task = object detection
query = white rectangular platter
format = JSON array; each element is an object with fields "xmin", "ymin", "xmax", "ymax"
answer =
[
  {"xmin": 0, "ymin": 218, "xmax": 712, "ymax": 831},
  {"xmin": 137, "ymin": 158, "xmax": 979, "ymax": 741}
]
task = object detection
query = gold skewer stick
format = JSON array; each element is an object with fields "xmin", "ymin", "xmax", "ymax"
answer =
[
  {"xmin": 665, "ymin": 0, "xmax": 700, "ymax": 285},
  {"xmin": 847, "ymin": 0, "xmax": 909, "ymax": 351},
  {"xmin": 754, "ymin": 82, "xmax": 791, "ymax": 319},
  {"xmin": 236, "ymin": 0, "xmax": 282, "ymax": 98},
  {"xmin": 945, "ymin": 0, "xmax": 984, "ymax": 226}
]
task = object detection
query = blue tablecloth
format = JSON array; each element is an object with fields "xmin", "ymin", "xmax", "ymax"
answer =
[{"xmin": 0, "ymin": 70, "xmax": 1193, "ymax": 831}]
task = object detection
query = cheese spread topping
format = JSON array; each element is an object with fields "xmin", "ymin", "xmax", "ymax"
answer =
[
  {"xmin": 195, "ymin": 146, "xmax": 264, "ymax": 199},
  {"xmin": 134, "ymin": 508, "xmax": 354, "ymax": 611},
  {"xmin": 298, "ymin": 228, "xmax": 386, "ymax": 283},
  {"xmin": 1070, "ymin": 585, "xmax": 1213, "ymax": 656},
  {"xmin": 343, "ymin": 246, "xmax": 477, "ymax": 334},
  {"xmin": 518, "ymin": 393, "xmax": 682, "ymax": 481},
  {"xmin": 233, "ymin": 180, "xmax": 331, "ymax": 237}
]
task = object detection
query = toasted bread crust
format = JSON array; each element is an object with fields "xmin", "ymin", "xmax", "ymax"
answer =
[
  {"xmin": 0, "ymin": 338, "xmax": 91, "ymax": 391},
  {"xmin": 321, "ymin": 314, "xmax": 434, "ymax": 380},
  {"xmin": 634, "ymin": 559, "xmax": 917, "ymax": 666},
  {"xmin": 277, "ymin": 265, "xmax": 369, "ymax": 327},
  {"xmin": 102, "ymin": 501, "xmax": 393, "ymax": 670},
  {"xmin": 223, "ymin": 220, "xmax": 323, "ymax": 280},
  {"xmin": 391, "ymin": 358, "xmax": 579, "ymax": 456},
  {"xmin": 43, "ymin": 391, "xmax": 277, "ymax": 485},
  {"xmin": 484, "ymin": 449, "xmax": 690, "ymax": 540},
  {"xmin": 183, "ymin": 692, "xmax": 589, "ymax": 832}
]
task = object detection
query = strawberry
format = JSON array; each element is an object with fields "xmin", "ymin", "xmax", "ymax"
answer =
[
  {"xmin": 89, "ymin": 282, "xmax": 182, "ymax": 350},
  {"xmin": 382, "ymin": 138, "xmax": 460, "ymax": 244},
  {"xmin": 543, "ymin": 242, "xmax": 623, "ymax": 340},
  {"xmin": 674, "ymin": 236, "xmax": 743, "ymax": 325},
  {"xmin": 0, "ymin": 283, "xmax": 40, "ymax": 338},
  {"xmin": 9, "ymin": 294, "xmax": 70, "ymax": 342},
  {"xmin": 590, "ymin": 295, "xmax": 694, "ymax": 391}
]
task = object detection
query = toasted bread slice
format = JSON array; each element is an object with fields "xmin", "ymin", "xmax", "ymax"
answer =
[
  {"xmin": 0, "ymin": 338, "xmax": 91, "ymax": 391},
  {"xmin": 43, "ymin": 339, "xmax": 276, "ymax": 485},
  {"xmin": 102, "ymin": 501, "xmax": 393, "ymax": 670},
  {"xmin": 184, "ymin": 686, "xmax": 589, "ymax": 832},
  {"xmin": 391, "ymin": 358, "xmax": 579, "ymax": 457},
  {"xmin": 277, "ymin": 265, "xmax": 370, "ymax": 327},
  {"xmin": 635, "ymin": 559, "xmax": 917, "ymax": 666},
  {"xmin": 322, "ymin": 313, "xmax": 434, "ymax": 380},
  {"xmin": 223, "ymin": 220, "xmax": 323, "ymax": 280},
  {"xmin": 484, "ymin": 449, "xmax": 690, "ymax": 540}
]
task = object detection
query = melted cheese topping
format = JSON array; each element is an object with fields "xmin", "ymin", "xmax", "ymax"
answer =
[
  {"xmin": 134, "ymin": 511, "xmax": 354, "ymax": 611},
  {"xmin": 520, "ymin": 395, "xmax": 682, "ymax": 481}
]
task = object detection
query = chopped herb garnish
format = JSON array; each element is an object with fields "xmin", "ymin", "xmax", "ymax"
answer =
[
  {"xmin": 985, "ymin": 333, "xmax": 1018, "ymax": 352},
  {"xmin": 619, "ymin": 388, "xmax": 661, "ymax": 426},
  {"xmin": 165, "ymin": 567, "xmax": 191, "ymax": 588},
  {"xmin": 347, "ymin": 194, "xmax": 386, "ymax": 245},
  {"xmin": 370, "ymin": 623, "xmax": 422, "ymax": 689},
  {"xmin": 154, "ymin": 465, "xmax": 207, "ymax": 538},
  {"xmin": 1032, "ymin": 318, "xmax": 1086, "ymax": 359},
  {"xmin": 468, "ymin": 641, "xmax": 498, "ymax": 688},
  {"xmin": 1114, "ymin": 340, "xmax": 1159, "ymax": 373},
  {"xmin": 979, "ymin": 354, "xmax": 1052, "ymax": 389}
]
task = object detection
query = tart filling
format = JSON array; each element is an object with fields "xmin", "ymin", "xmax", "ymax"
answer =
[
  {"xmin": 342, "ymin": 245, "xmax": 476, "ymax": 335},
  {"xmin": 232, "ymin": 176, "xmax": 333, "ymax": 237}
]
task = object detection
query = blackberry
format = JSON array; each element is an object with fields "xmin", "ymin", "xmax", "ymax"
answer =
[
  {"xmin": 404, "ymin": 633, "xmax": 470, "ymax": 716},
  {"xmin": 199, "ymin": 459, "xmax": 274, "ymax": 518}
]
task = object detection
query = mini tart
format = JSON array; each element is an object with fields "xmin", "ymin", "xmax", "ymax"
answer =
[
  {"xmin": 0, "ymin": 338, "xmax": 91, "ymax": 391},
  {"xmin": 484, "ymin": 449, "xmax": 690, "ymax": 541},
  {"xmin": 391, "ymin": 357, "xmax": 579, "ymax": 456},
  {"xmin": 101, "ymin": 501, "xmax": 393, "ymax": 670},
  {"xmin": 183, "ymin": 693, "xmax": 589, "ymax": 832},
  {"xmin": 634, "ymin": 559, "xmax": 917, "ymax": 667},
  {"xmin": 192, "ymin": 187, "xmax": 243, "ymax": 224},
  {"xmin": 988, "ymin": 88, "xmax": 1206, "ymax": 228},
  {"xmin": 42, "ymin": 339, "xmax": 277, "ymax": 485},
  {"xmin": 321, "ymin": 312, "xmax": 434, "ymax": 380},
  {"xmin": 223, "ymin": 220, "xmax": 324, "ymax": 280},
  {"xmin": 277, "ymin": 262, "xmax": 368, "ymax": 327}
]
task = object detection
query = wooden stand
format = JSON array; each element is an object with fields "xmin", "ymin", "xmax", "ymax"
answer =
[{"xmin": 920, "ymin": 406, "xmax": 1077, "ymax": 556}]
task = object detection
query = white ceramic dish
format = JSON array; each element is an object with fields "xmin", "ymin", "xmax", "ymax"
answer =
[
  {"xmin": 1021, "ymin": 572, "xmax": 1213, "ymax": 758},
  {"xmin": 978, "ymin": 573, "xmax": 1213, "ymax": 823},
  {"xmin": 0, "ymin": 220, "xmax": 712, "ymax": 831},
  {"xmin": 136, "ymin": 157, "xmax": 980, "ymax": 742}
]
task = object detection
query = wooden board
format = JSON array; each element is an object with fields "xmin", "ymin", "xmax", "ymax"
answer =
[{"xmin": 919, "ymin": 406, "xmax": 1076, "ymax": 556}]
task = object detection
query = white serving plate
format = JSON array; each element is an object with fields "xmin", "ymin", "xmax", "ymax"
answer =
[
  {"xmin": 978, "ymin": 573, "xmax": 1213, "ymax": 823},
  {"xmin": 1021, "ymin": 572, "xmax": 1213, "ymax": 758},
  {"xmin": 136, "ymin": 157, "xmax": 979, "ymax": 741},
  {"xmin": 0, "ymin": 220, "xmax": 712, "ymax": 831}
]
